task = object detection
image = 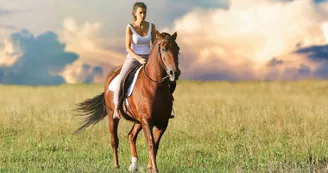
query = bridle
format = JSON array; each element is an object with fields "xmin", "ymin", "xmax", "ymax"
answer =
[{"xmin": 143, "ymin": 39, "xmax": 171, "ymax": 83}]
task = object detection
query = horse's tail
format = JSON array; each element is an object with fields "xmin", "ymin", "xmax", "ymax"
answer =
[{"xmin": 73, "ymin": 92, "xmax": 107, "ymax": 134}]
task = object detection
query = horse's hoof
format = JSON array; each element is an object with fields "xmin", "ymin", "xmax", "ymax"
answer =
[
  {"xmin": 128, "ymin": 164, "xmax": 138, "ymax": 172},
  {"xmin": 147, "ymin": 166, "xmax": 158, "ymax": 173},
  {"xmin": 146, "ymin": 169, "xmax": 158, "ymax": 173},
  {"xmin": 114, "ymin": 165, "xmax": 120, "ymax": 169}
]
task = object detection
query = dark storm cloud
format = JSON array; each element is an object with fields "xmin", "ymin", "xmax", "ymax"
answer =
[{"xmin": 295, "ymin": 44, "xmax": 328, "ymax": 62}]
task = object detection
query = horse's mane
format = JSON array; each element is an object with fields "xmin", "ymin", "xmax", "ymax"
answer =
[
  {"xmin": 152, "ymin": 32, "xmax": 169, "ymax": 46},
  {"xmin": 152, "ymin": 32, "xmax": 180, "ymax": 54}
]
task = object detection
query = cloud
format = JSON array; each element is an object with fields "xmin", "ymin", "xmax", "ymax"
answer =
[
  {"xmin": 0, "ymin": 0, "xmax": 230, "ymax": 83},
  {"xmin": 315, "ymin": 0, "xmax": 328, "ymax": 3},
  {"xmin": 163, "ymin": 0, "xmax": 328, "ymax": 80},
  {"xmin": 0, "ymin": 16, "xmax": 127, "ymax": 85},
  {"xmin": 322, "ymin": 22, "xmax": 328, "ymax": 43},
  {"xmin": 60, "ymin": 61, "xmax": 104, "ymax": 83},
  {"xmin": 2, "ymin": 0, "xmax": 328, "ymax": 83},
  {"xmin": 296, "ymin": 44, "xmax": 328, "ymax": 62},
  {"xmin": 0, "ymin": 0, "xmax": 230, "ymax": 46},
  {"xmin": 56, "ymin": 17, "xmax": 125, "ymax": 83},
  {"xmin": 0, "ymin": 39, "xmax": 22, "ymax": 66},
  {"xmin": 59, "ymin": 17, "xmax": 125, "ymax": 66},
  {"xmin": 0, "ymin": 29, "xmax": 79, "ymax": 85},
  {"xmin": 267, "ymin": 58, "xmax": 284, "ymax": 67},
  {"xmin": 295, "ymin": 44, "xmax": 328, "ymax": 78}
]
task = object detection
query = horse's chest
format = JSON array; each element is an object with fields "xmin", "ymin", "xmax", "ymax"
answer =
[
  {"xmin": 135, "ymin": 86, "xmax": 172, "ymax": 115},
  {"xmin": 153, "ymin": 95, "xmax": 172, "ymax": 112}
]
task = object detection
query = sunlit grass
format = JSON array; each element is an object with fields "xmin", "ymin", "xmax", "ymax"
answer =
[{"xmin": 1, "ymin": 80, "xmax": 328, "ymax": 172}]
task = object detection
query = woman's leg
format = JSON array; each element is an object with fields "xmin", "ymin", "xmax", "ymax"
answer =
[{"xmin": 113, "ymin": 55, "xmax": 140, "ymax": 119}]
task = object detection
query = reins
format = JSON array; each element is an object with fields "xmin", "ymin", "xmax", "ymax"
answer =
[{"xmin": 142, "ymin": 39, "xmax": 170, "ymax": 83}]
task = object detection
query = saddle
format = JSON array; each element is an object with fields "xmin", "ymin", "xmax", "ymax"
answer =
[
  {"xmin": 117, "ymin": 64, "xmax": 143, "ymax": 109},
  {"xmin": 117, "ymin": 65, "xmax": 177, "ymax": 104}
]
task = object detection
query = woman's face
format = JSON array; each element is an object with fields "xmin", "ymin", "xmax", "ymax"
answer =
[{"xmin": 134, "ymin": 7, "xmax": 147, "ymax": 21}]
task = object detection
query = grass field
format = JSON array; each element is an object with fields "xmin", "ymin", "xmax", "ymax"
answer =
[{"xmin": 1, "ymin": 80, "xmax": 328, "ymax": 173}]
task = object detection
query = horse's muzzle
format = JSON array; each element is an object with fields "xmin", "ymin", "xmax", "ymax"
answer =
[{"xmin": 167, "ymin": 69, "xmax": 181, "ymax": 82}]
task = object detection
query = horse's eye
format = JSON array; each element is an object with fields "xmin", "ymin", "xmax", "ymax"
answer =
[{"xmin": 161, "ymin": 48, "xmax": 165, "ymax": 51}]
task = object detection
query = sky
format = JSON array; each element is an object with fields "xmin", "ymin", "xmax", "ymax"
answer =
[{"xmin": 0, "ymin": 0, "xmax": 328, "ymax": 85}]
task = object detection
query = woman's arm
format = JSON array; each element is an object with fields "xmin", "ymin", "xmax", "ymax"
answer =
[
  {"xmin": 151, "ymin": 23, "xmax": 157, "ymax": 44},
  {"xmin": 151, "ymin": 24, "xmax": 161, "ymax": 43},
  {"xmin": 155, "ymin": 29, "xmax": 161, "ymax": 39}
]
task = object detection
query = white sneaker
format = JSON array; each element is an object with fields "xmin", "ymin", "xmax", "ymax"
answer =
[{"xmin": 113, "ymin": 109, "xmax": 121, "ymax": 119}]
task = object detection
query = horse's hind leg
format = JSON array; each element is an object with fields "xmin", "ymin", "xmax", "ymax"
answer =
[
  {"xmin": 128, "ymin": 123, "xmax": 142, "ymax": 172},
  {"xmin": 108, "ymin": 113, "xmax": 120, "ymax": 168},
  {"xmin": 104, "ymin": 70, "xmax": 122, "ymax": 169}
]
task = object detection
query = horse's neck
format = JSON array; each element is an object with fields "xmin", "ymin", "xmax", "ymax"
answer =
[{"xmin": 144, "ymin": 47, "xmax": 165, "ymax": 83}]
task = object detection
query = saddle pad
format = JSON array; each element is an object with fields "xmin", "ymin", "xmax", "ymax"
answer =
[{"xmin": 108, "ymin": 66, "xmax": 143, "ymax": 97}]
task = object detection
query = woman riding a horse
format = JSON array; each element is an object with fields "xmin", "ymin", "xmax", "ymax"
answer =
[
  {"xmin": 74, "ymin": 2, "xmax": 181, "ymax": 173},
  {"xmin": 113, "ymin": 2, "xmax": 175, "ymax": 119}
]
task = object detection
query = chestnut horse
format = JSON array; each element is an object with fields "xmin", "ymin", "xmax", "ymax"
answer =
[{"xmin": 73, "ymin": 32, "xmax": 180, "ymax": 173}]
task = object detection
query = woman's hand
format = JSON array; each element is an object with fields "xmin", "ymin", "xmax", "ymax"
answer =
[{"xmin": 137, "ymin": 56, "xmax": 147, "ymax": 64}]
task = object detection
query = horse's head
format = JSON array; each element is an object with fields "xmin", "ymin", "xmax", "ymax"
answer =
[{"xmin": 157, "ymin": 32, "xmax": 181, "ymax": 82}]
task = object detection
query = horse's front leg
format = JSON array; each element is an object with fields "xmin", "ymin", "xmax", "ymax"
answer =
[
  {"xmin": 141, "ymin": 119, "xmax": 158, "ymax": 173},
  {"xmin": 147, "ymin": 122, "xmax": 168, "ymax": 170},
  {"xmin": 128, "ymin": 123, "xmax": 142, "ymax": 172}
]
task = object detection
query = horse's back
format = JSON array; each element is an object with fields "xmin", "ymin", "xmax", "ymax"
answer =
[{"xmin": 104, "ymin": 66, "xmax": 122, "ymax": 91}]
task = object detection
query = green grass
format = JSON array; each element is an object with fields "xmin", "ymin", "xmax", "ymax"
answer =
[{"xmin": 1, "ymin": 80, "xmax": 328, "ymax": 172}]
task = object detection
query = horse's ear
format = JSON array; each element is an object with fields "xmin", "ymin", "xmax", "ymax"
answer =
[
  {"xmin": 156, "ymin": 30, "xmax": 163, "ymax": 39},
  {"xmin": 172, "ymin": 32, "xmax": 177, "ymax": 41}
]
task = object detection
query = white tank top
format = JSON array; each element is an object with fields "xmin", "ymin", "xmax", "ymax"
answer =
[{"xmin": 128, "ymin": 22, "xmax": 152, "ymax": 55}]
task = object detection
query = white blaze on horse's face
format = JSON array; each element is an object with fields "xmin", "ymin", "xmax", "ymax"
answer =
[{"xmin": 159, "ymin": 32, "xmax": 180, "ymax": 82}]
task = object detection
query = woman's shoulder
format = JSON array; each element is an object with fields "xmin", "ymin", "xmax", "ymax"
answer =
[
  {"xmin": 146, "ymin": 21, "xmax": 155, "ymax": 27},
  {"xmin": 146, "ymin": 21, "xmax": 156, "ymax": 30}
]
